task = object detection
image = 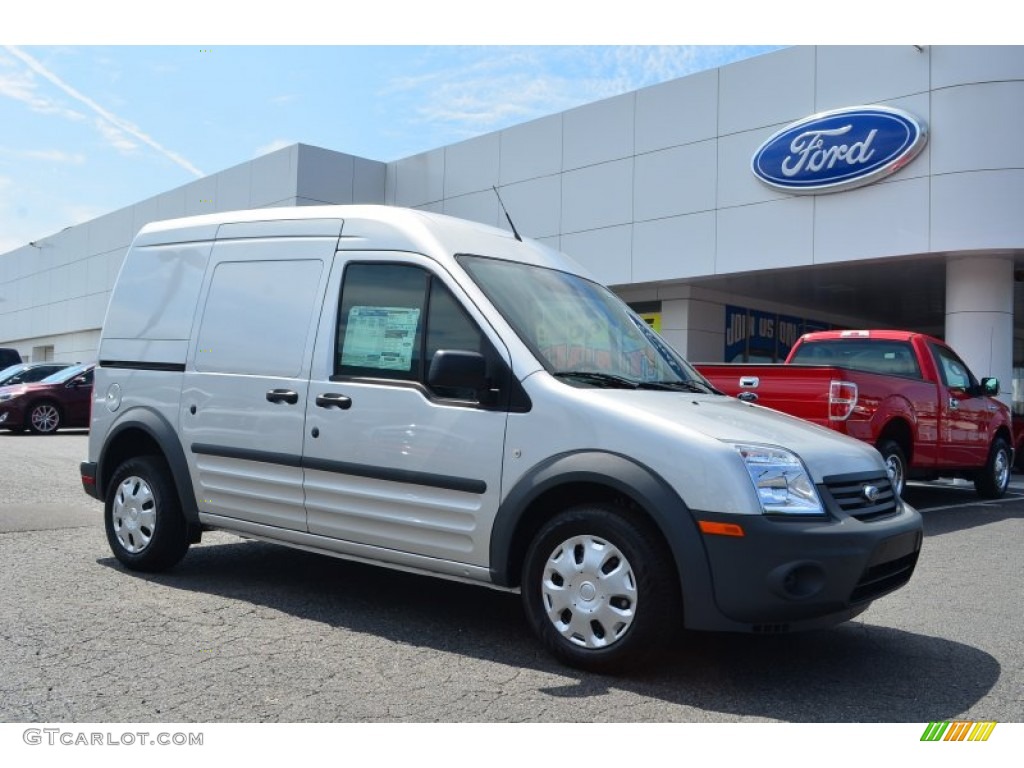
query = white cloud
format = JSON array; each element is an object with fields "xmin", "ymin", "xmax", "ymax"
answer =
[
  {"xmin": 93, "ymin": 117, "xmax": 138, "ymax": 153},
  {"xmin": 0, "ymin": 55, "xmax": 85, "ymax": 121},
  {"xmin": 0, "ymin": 146, "xmax": 88, "ymax": 164},
  {"xmin": 21, "ymin": 149, "xmax": 86, "ymax": 164},
  {"xmin": 2, "ymin": 45, "xmax": 204, "ymax": 177},
  {"xmin": 389, "ymin": 46, "xmax": 780, "ymax": 139}
]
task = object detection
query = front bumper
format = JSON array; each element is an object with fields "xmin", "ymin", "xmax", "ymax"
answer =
[
  {"xmin": 693, "ymin": 471, "xmax": 923, "ymax": 630},
  {"xmin": 0, "ymin": 405, "xmax": 24, "ymax": 428}
]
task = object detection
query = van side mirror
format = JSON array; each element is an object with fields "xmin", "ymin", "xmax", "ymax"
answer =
[
  {"xmin": 981, "ymin": 377, "xmax": 1000, "ymax": 396},
  {"xmin": 428, "ymin": 350, "xmax": 488, "ymax": 393},
  {"xmin": 69, "ymin": 375, "xmax": 89, "ymax": 387}
]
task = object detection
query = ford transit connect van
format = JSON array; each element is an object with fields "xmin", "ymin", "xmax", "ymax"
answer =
[{"xmin": 82, "ymin": 206, "xmax": 922, "ymax": 670}]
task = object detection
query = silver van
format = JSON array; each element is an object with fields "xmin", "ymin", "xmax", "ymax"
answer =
[{"xmin": 82, "ymin": 205, "xmax": 923, "ymax": 670}]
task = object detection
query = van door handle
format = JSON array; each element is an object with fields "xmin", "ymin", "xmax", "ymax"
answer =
[
  {"xmin": 316, "ymin": 393, "xmax": 352, "ymax": 410},
  {"xmin": 266, "ymin": 389, "xmax": 299, "ymax": 405}
]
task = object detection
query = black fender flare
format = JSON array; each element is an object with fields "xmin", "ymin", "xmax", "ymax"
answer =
[
  {"xmin": 488, "ymin": 450, "xmax": 720, "ymax": 627},
  {"xmin": 97, "ymin": 407, "xmax": 200, "ymax": 526}
]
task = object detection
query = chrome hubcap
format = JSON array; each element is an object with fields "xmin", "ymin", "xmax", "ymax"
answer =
[
  {"xmin": 995, "ymin": 449, "xmax": 1010, "ymax": 490},
  {"xmin": 112, "ymin": 475, "xmax": 156, "ymax": 554},
  {"xmin": 31, "ymin": 405, "xmax": 59, "ymax": 433},
  {"xmin": 885, "ymin": 453, "xmax": 905, "ymax": 497},
  {"xmin": 540, "ymin": 534, "xmax": 637, "ymax": 649}
]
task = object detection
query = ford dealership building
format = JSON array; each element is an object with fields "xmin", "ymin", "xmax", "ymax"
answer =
[{"xmin": 2, "ymin": 45, "xmax": 1023, "ymax": 405}]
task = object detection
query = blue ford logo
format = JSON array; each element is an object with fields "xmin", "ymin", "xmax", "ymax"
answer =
[{"xmin": 752, "ymin": 106, "xmax": 927, "ymax": 194}]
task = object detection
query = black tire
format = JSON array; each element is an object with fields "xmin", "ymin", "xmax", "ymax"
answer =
[
  {"xmin": 975, "ymin": 438, "xmax": 1011, "ymax": 499},
  {"xmin": 105, "ymin": 455, "xmax": 190, "ymax": 572},
  {"xmin": 521, "ymin": 503, "xmax": 680, "ymax": 672},
  {"xmin": 877, "ymin": 439, "xmax": 907, "ymax": 498},
  {"xmin": 27, "ymin": 401, "xmax": 62, "ymax": 434}
]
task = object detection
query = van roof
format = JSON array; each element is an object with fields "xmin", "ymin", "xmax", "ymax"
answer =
[{"xmin": 133, "ymin": 204, "xmax": 590, "ymax": 278}]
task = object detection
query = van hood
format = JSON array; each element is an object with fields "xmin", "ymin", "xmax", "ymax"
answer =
[{"xmin": 588, "ymin": 390, "xmax": 886, "ymax": 481}]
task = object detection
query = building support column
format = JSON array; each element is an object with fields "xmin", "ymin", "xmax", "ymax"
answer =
[
  {"xmin": 658, "ymin": 296, "xmax": 725, "ymax": 363},
  {"xmin": 945, "ymin": 255, "xmax": 1014, "ymax": 406}
]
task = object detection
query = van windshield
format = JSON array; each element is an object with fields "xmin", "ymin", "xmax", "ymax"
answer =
[{"xmin": 458, "ymin": 255, "xmax": 714, "ymax": 392}]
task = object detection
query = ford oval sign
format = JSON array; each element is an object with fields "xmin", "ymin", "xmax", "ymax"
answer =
[{"xmin": 752, "ymin": 106, "xmax": 927, "ymax": 194}]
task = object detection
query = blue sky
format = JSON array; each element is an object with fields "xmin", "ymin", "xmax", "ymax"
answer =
[
  {"xmin": 1, "ymin": 1, "xmax": 998, "ymax": 254},
  {"xmin": 0, "ymin": 43, "xmax": 783, "ymax": 252}
]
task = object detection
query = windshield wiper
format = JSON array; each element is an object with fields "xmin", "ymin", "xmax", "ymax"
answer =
[
  {"xmin": 638, "ymin": 379, "xmax": 720, "ymax": 394},
  {"xmin": 553, "ymin": 372, "xmax": 640, "ymax": 389}
]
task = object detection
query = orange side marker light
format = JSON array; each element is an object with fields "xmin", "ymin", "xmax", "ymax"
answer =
[{"xmin": 698, "ymin": 520, "xmax": 745, "ymax": 537}]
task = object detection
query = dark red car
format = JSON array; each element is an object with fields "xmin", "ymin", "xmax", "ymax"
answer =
[{"xmin": 0, "ymin": 362, "xmax": 94, "ymax": 434}]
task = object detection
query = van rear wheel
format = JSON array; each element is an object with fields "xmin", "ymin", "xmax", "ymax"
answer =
[
  {"xmin": 105, "ymin": 456, "xmax": 190, "ymax": 572},
  {"xmin": 521, "ymin": 503, "xmax": 679, "ymax": 672}
]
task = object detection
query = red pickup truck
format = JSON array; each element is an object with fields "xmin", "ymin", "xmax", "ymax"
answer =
[{"xmin": 695, "ymin": 330, "xmax": 1013, "ymax": 498}]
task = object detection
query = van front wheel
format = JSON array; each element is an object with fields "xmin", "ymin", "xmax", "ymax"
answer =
[
  {"xmin": 105, "ymin": 456, "xmax": 190, "ymax": 572},
  {"xmin": 521, "ymin": 503, "xmax": 679, "ymax": 671}
]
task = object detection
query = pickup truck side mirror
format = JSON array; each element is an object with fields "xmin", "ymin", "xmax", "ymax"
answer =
[{"xmin": 981, "ymin": 377, "xmax": 1000, "ymax": 397}]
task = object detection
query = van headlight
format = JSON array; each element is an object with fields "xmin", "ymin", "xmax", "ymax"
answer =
[{"xmin": 732, "ymin": 443, "xmax": 825, "ymax": 516}]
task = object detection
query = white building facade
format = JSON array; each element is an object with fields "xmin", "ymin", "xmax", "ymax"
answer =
[{"xmin": 2, "ymin": 45, "xmax": 1023, "ymax": 404}]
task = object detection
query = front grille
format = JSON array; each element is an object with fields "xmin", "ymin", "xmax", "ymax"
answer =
[
  {"xmin": 820, "ymin": 471, "xmax": 899, "ymax": 521},
  {"xmin": 849, "ymin": 550, "xmax": 919, "ymax": 603}
]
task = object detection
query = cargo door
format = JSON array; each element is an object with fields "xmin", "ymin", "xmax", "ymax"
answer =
[{"xmin": 180, "ymin": 222, "xmax": 339, "ymax": 531}]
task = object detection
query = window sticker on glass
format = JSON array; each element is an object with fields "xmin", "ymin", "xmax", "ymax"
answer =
[{"xmin": 341, "ymin": 306, "xmax": 421, "ymax": 371}]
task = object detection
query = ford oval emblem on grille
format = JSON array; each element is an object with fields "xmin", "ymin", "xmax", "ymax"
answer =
[
  {"xmin": 862, "ymin": 485, "xmax": 880, "ymax": 502},
  {"xmin": 751, "ymin": 105, "xmax": 928, "ymax": 194}
]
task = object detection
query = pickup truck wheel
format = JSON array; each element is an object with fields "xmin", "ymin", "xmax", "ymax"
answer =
[
  {"xmin": 877, "ymin": 439, "xmax": 907, "ymax": 498},
  {"xmin": 975, "ymin": 438, "xmax": 1011, "ymax": 499},
  {"xmin": 521, "ymin": 504, "xmax": 678, "ymax": 672},
  {"xmin": 105, "ymin": 456, "xmax": 191, "ymax": 572}
]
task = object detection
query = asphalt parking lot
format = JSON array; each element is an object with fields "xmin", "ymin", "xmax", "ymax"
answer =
[{"xmin": 1, "ymin": 431, "xmax": 1021, "ymax": 723}]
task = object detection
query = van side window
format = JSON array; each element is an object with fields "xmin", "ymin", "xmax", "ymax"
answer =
[
  {"xmin": 336, "ymin": 264, "xmax": 428, "ymax": 381},
  {"xmin": 425, "ymin": 280, "xmax": 488, "ymax": 399},
  {"xmin": 195, "ymin": 259, "xmax": 324, "ymax": 377},
  {"xmin": 334, "ymin": 263, "xmax": 492, "ymax": 400}
]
